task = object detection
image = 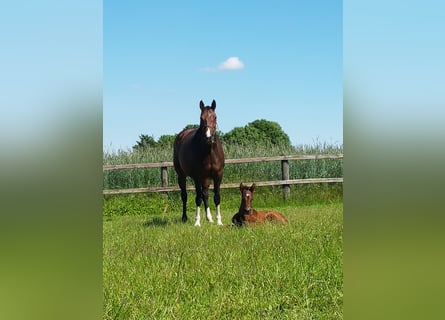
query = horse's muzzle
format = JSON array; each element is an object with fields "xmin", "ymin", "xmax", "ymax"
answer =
[{"xmin": 205, "ymin": 136, "xmax": 215, "ymax": 144}]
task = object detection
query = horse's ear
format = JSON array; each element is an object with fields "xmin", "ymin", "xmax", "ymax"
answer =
[
  {"xmin": 211, "ymin": 100, "xmax": 216, "ymax": 110},
  {"xmin": 250, "ymin": 183, "xmax": 256, "ymax": 192},
  {"xmin": 199, "ymin": 100, "xmax": 205, "ymax": 110},
  {"xmin": 239, "ymin": 183, "xmax": 244, "ymax": 191}
]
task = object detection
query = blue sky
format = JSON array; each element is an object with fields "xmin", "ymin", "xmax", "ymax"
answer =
[{"xmin": 104, "ymin": 1, "xmax": 342, "ymax": 150}]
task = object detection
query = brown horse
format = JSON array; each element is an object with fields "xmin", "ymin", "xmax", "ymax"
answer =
[
  {"xmin": 173, "ymin": 100, "xmax": 225, "ymax": 226},
  {"xmin": 232, "ymin": 183, "xmax": 288, "ymax": 226}
]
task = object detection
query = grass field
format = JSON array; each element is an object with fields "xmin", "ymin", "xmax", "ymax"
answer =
[
  {"xmin": 103, "ymin": 142, "xmax": 343, "ymax": 318},
  {"xmin": 103, "ymin": 200, "xmax": 343, "ymax": 319}
]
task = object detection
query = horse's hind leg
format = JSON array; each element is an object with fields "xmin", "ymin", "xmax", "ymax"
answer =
[{"xmin": 178, "ymin": 175, "xmax": 188, "ymax": 223}]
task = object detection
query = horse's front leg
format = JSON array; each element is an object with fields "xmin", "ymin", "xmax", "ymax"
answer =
[
  {"xmin": 193, "ymin": 182, "xmax": 203, "ymax": 227},
  {"xmin": 202, "ymin": 180, "xmax": 214, "ymax": 223},
  {"xmin": 213, "ymin": 178, "xmax": 223, "ymax": 225}
]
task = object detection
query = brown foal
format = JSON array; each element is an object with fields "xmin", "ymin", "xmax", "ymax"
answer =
[{"xmin": 231, "ymin": 183, "xmax": 288, "ymax": 226}]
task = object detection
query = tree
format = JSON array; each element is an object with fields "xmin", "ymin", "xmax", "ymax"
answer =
[
  {"xmin": 133, "ymin": 134, "xmax": 156, "ymax": 150},
  {"xmin": 249, "ymin": 119, "xmax": 291, "ymax": 146},
  {"xmin": 157, "ymin": 134, "xmax": 176, "ymax": 148},
  {"xmin": 132, "ymin": 119, "xmax": 291, "ymax": 151},
  {"xmin": 184, "ymin": 124, "xmax": 199, "ymax": 130},
  {"xmin": 223, "ymin": 119, "xmax": 291, "ymax": 147}
]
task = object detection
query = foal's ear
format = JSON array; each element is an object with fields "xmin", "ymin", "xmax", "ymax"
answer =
[
  {"xmin": 211, "ymin": 100, "xmax": 216, "ymax": 110},
  {"xmin": 250, "ymin": 183, "xmax": 256, "ymax": 192},
  {"xmin": 239, "ymin": 183, "xmax": 244, "ymax": 191},
  {"xmin": 199, "ymin": 100, "xmax": 205, "ymax": 110}
]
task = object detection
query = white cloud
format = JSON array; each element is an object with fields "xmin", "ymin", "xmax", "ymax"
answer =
[
  {"xmin": 201, "ymin": 56, "xmax": 245, "ymax": 72},
  {"xmin": 218, "ymin": 57, "xmax": 245, "ymax": 71}
]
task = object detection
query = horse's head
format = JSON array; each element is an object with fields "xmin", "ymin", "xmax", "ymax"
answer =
[
  {"xmin": 239, "ymin": 183, "xmax": 256, "ymax": 213},
  {"xmin": 199, "ymin": 100, "xmax": 218, "ymax": 144}
]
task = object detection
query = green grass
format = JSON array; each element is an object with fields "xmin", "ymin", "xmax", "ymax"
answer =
[
  {"xmin": 103, "ymin": 184, "xmax": 343, "ymax": 217},
  {"xmin": 103, "ymin": 202, "xmax": 343, "ymax": 319}
]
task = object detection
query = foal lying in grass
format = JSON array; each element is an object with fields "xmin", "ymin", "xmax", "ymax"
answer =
[{"xmin": 231, "ymin": 183, "xmax": 288, "ymax": 227}]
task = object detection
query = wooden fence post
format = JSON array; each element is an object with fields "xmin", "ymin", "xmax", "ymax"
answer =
[
  {"xmin": 281, "ymin": 159, "xmax": 290, "ymax": 199},
  {"xmin": 161, "ymin": 167, "xmax": 168, "ymax": 187}
]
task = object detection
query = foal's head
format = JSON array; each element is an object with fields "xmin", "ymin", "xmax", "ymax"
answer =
[
  {"xmin": 239, "ymin": 183, "xmax": 256, "ymax": 213},
  {"xmin": 199, "ymin": 100, "xmax": 218, "ymax": 144}
]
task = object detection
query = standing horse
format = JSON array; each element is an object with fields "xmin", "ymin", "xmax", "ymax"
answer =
[
  {"xmin": 232, "ymin": 183, "xmax": 288, "ymax": 226},
  {"xmin": 173, "ymin": 100, "xmax": 225, "ymax": 226}
]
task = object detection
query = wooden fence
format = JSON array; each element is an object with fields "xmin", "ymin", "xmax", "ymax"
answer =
[{"xmin": 103, "ymin": 154, "xmax": 343, "ymax": 197}]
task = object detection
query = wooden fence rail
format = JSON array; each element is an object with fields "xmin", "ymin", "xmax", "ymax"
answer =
[{"xmin": 103, "ymin": 154, "xmax": 343, "ymax": 196}]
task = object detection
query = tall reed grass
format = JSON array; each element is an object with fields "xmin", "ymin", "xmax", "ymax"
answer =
[{"xmin": 103, "ymin": 142, "xmax": 343, "ymax": 190}]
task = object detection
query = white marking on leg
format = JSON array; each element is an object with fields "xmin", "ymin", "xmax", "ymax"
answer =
[
  {"xmin": 216, "ymin": 205, "xmax": 223, "ymax": 225},
  {"xmin": 206, "ymin": 207, "xmax": 214, "ymax": 223},
  {"xmin": 194, "ymin": 207, "xmax": 201, "ymax": 227}
]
